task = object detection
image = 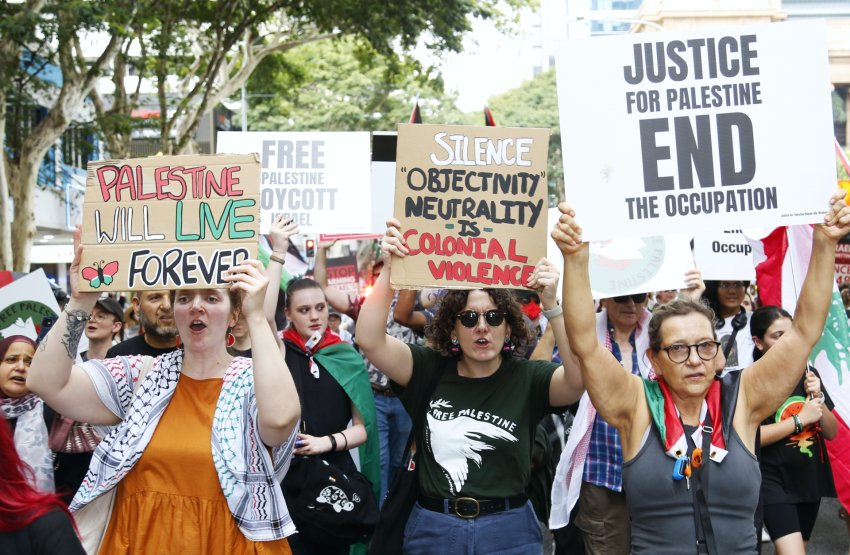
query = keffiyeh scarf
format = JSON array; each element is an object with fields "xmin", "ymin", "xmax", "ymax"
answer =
[
  {"xmin": 72, "ymin": 351, "xmax": 297, "ymax": 541},
  {"xmin": 1, "ymin": 393, "xmax": 54, "ymax": 492}
]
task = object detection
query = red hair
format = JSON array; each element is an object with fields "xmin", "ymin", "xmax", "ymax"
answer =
[{"xmin": 0, "ymin": 418, "xmax": 75, "ymax": 532}]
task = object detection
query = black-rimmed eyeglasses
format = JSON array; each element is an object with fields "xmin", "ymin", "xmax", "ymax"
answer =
[{"xmin": 660, "ymin": 341, "xmax": 721, "ymax": 363}]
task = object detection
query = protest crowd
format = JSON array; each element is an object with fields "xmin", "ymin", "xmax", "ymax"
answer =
[{"xmin": 4, "ymin": 20, "xmax": 850, "ymax": 555}]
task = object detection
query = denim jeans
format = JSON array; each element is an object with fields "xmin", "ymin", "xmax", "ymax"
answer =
[
  {"xmin": 374, "ymin": 392, "xmax": 412, "ymax": 504},
  {"xmin": 403, "ymin": 501, "xmax": 544, "ymax": 555}
]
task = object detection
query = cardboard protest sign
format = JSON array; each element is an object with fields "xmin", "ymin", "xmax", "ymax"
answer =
[
  {"xmin": 837, "ymin": 238, "xmax": 850, "ymax": 285},
  {"xmin": 80, "ymin": 154, "xmax": 259, "ymax": 292},
  {"xmin": 556, "ymin": 20, "xmax": 835, "ymax": 240},
  {"xmin": 391, "ymin": 123, "xmax": 549, "ymax": 290},
  {"xmin": 546, "ymin": 208, "xmax": 694, "ymax": 300},
  {"xmin": 326, "ymin": 255, "xmax": 360, "ymax": 298},
  {"xmin": 693, "ymin": 230, "xmax": 756, "ymax": 281},
  {"xmin": 217, "ymin": 131, "xmax": 371, "ymax": 234},
  {"xmin": 0, "ymin": 269, "xmax": 61, "ymax": 340}
]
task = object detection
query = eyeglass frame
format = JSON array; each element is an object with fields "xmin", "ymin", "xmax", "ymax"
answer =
[
  {"xmin": 88, "ymin": 312, "xmax": 119, "ymax": 323},
  {"xmin": 455, "ymin": 310, "xmax": 507, "ymax": 328},
  {"xmin": 612, "ymin": 293, "xmax": 648, "ymax": 304},
  {"xmin": 659, "ymin": 341, "xmax": 722, "ymax": 363},
  {"xmin": 717, "ymin": 281, "xmax": 746, "ymax": 289}
]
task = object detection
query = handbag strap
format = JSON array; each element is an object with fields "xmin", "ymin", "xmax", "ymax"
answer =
[
  {"xmin": 722, "ymin": 310, "xmax": 747, "ymax": 360},
  {"xmin": 687, "ymin": 410, "xmax": 718, "ymax": 554}
]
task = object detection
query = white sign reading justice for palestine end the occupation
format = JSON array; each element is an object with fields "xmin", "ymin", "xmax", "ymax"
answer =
[{"xmin": 555, "ymin": 20, "xmax": 836, "ymax": 241}]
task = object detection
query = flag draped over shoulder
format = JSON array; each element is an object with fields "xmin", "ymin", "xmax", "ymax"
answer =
[{"xmin": 747, "ymin": 224, "xmax": 850, "ymax": 512}]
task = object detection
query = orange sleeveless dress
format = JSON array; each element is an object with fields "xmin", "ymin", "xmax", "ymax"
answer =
[{"xmin": 99, "ymin": 375, "xmax": 292, "ymax": 554}]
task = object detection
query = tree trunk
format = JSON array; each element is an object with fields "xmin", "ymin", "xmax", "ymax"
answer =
[
  {"xmin": 0, "ymin": 96, "xmax": 12, "ymax": 270},
  {"xmin": 6, "ymin": 157, "xmax": 39, "ymax": 272}
]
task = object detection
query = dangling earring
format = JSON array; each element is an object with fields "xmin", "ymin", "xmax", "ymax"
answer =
[
  {"xmin": 450, "ymin": 337, "xmax": 460, "ymax": 354},
  {"xmin": 502, "ymin": 338, "xmax": 514, "ymax": 354},
  {"xmin": 226, "ymin": 328, "xmax": 235, "ymax": 347}
]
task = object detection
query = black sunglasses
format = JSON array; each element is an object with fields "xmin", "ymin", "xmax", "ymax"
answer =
[
  {"xmin": 612, "ymin": 293, "xmax": 648, "ymax": 304},
  {"xmin": 456, "ymin": 310, "xmax": 506, "ymax": 328}
]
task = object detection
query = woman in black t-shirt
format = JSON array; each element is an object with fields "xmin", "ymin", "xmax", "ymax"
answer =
[
  {"xmin": 357, "ymin": 219, "xmax": 584, "ymax": 555},
  {"xmin": 752, "ymin": 306, "xmax": 838, "ymax": 554}
]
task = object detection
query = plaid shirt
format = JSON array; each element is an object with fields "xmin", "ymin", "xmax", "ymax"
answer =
[{"xmin": 582, "ymin": 322, "xmax": 640, "ymax": 492}]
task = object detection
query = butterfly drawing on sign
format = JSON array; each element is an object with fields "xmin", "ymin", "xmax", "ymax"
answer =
[{"xmin": 81, "ymin": 260, "xmax": 119, "ymax": 288}]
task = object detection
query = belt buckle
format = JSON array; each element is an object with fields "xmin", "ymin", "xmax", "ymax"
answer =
[{"xmin": 453, "ymin": 497, "xmax": 480, "ymax": 519}]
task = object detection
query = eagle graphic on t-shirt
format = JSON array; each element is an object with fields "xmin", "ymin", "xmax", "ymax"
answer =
[{"xmin": 426, "ymin": 399, "xmax": 518, "ymax": 494}]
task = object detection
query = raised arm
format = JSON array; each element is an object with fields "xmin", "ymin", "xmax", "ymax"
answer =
[
  {"xmin": 355, "ymin": 219, "xmax": 414, "ymax": 386},
  {"xmin": 551, "ymin": 204, "xmax": 644, "ymax": 430},
  {"xmin": 679, "ymin": 268, "xmax": 706, "ymax": 301},
  {"xmin": 314, "ymin": 238, "xmax": 352, "ymax": 315},
  {"xmin": 227, "ymin": 259, "xmax": 300, "ymax": 447},
  {"xmin": 27, "ymin": 226, "xmax": 120, "ymax": 425},
  {"xmin": 743, "ymin": 191, "xmax": 850, "ymax": 425},
  {"xmin": 393, "ymin": 289, "xmax": 428, "ymax": 332},
  {"xmin": 527, "ymin": 257, "xmax": 584, "ymax": 406},
  {"xmin": 264, "ymin": 216, "xmax": 299, "ymax": 350}
]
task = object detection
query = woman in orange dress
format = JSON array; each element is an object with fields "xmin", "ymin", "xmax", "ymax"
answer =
[{"xmin": 27, "ymin": 226, "xmax": 301, "ymax": 554}]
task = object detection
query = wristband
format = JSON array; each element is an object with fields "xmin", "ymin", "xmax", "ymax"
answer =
[
  {"xmin": 542, "ymin": 302, "xmax": 563, "ymax": 320},
  {"xmin": 792, "ymin": 414, "xmax": 803, "ymax": 434},
  {"xmin": 327, "ymin": 434, "xmax": 337, "ymax": 452},
  {"xmin": 269, "ymin": 252, "xmax": 286, "ymax": 265},
  {"xmin": 340, "ymin": 432, "xmax": 348, "ymax": 451}
]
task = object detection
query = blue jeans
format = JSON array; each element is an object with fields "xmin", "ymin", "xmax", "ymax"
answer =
[
  {"xmin": 374, "ymin": 392, "xmax": 412, "ymax": 504},
  {"xmin": 403, "ymin": 501, "xmax": 543, "ymax": 555}
]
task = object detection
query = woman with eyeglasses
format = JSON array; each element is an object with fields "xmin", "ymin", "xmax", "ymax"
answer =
[
  {"xmin": 703, "ymin": 279, "xmax": 754, "ymax": 369},
  {"xmin": 751, "ymin": 306, "xmax": 837, "ymax": 554},
  {"xmin": 551, "ymin": 190, "xmax": 850, "ymax": 554},
  {"xmin": 356, "ymin": 219, "xmax": 584, "ymax": 555}
]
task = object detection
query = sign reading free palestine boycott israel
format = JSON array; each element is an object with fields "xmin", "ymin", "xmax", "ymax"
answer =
[
  {"xmin": 79, "ymin": 154, "xmax": 259, "ymax": 292},
  {"xmin": 391, "ymin": 123, "xmax": 549, "ymax": 290},
  {"xmin": 217, "ymin": 131, "xmax": 371, "ymax": 234},
  {"xmin": 555, "ymin": 19, "xmax": 836, "ymax": 241}
]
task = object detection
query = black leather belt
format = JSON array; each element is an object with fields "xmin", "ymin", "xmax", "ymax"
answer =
[
  {"xmin": 371, "ymin": 386, "xmax": 396, "ymax": 397},
  {"xmin": 418, "ymin": 494, "xmax": 528, "ymax": 519}
]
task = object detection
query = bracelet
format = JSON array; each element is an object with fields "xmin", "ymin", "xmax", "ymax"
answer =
[
  {"xmin": 541, "ymin": 302, "xmax": 563, "ymax": 320},
  {"xmin": 339, "ymin": 432, "xmax": 348, "ymax": 451},
  {"xmin": 327, "ymin": 434, "xmax": 337, "ymax": 452},
  {"xmin": 269, "ymin": 252, "xmax": 286, "ymax": 265},
  {"xmin": 792, "ymin": 414, "xmax": 803, "ymax": 434}
]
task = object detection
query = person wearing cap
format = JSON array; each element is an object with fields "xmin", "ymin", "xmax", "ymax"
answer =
[
  {"xmin": 327, "ymin": 310, "xmax": 353, "ymax": 344},
  {"xmin": 79, "ymin": 297, "xmax": 125, "ymax": 362}
]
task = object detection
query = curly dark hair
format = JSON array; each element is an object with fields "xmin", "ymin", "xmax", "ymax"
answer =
[
  {"xmin": 647, "ymin": 298, "xmax": 716, "ymax": 352},
  {"xmin": 426, "ymin": 289, "xmax": 531, "ymax": 357}
]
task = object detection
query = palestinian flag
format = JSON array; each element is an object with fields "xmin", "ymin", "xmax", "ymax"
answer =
[
  {"xmin": 409, "ymin": 99, "xmax": 422, "ymax": 124},
  {"xmin": 484, "ymin": 106, "xmax": 497, "ymax": 126}
]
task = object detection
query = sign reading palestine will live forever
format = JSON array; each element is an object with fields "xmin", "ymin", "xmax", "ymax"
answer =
[{"xmin": 79, "ymin": 154, "xmax": 260, "ymax": 292}]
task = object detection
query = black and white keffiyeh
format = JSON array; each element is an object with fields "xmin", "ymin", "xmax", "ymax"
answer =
[
  {"xmin": 1, "ymin": 393, "xmax": 54, "ymax": 492},
  {"xmin": 72, "ymin": 351, "xmax": 297, "ymax": 541}
]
